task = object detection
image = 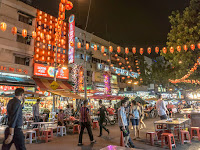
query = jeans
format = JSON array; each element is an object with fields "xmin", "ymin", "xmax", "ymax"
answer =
[
  {"xmin": 99, "ymin": 118, "xmax": 108, "ymax": 135},
  {"xmin": 78, "ymin": 122, "xmax": 94, "ymax": 143},
  {"xmin": 2, "ymin": 127, "xmax": 26, "ymax": 150}
]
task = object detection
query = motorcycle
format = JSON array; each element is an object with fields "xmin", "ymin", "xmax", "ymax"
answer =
[{"xmin": 103, "ymin": 115, "xmax": 116, "ymax": 126}]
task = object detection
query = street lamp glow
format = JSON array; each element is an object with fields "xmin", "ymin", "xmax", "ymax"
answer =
[{"xmin": 134, "ymin": 82, "xmax": 138, "ymax": 85}]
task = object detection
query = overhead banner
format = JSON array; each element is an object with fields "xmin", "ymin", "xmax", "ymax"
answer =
[
  {"xmin": 34, "ymin": 63, "xmax": 69, "ymax": 79},
  {"xmin": 68, "ymin": 14, "xmax": 75, "ymax": 64}
]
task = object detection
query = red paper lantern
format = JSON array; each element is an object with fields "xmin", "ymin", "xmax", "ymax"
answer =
[
  {"xmin": 190, "ymin": 44, "xmax": 195, "ymax": 51},
  {"xmin": 117, "ymin": 58, "xmax": 120, "ymax": 61},
  {"xmin": 103, "ymin": 53, "xmax": 107, "ymax": 56},
  {"xmin": 125, "ymin": 47, "xmax": 129, "ymax": 54},
  {"xmin": 117, "ymin": 46, "xmax": 121, "ymax": 53},
  {"xmin": 125, "ymin": 57, "xmax": 128, "ymax": 60},
  {"xmin": 101, "ymin": 46, "xmax": 105, "ymax": 53},
  {"xmin": 197, "ymin": 43, "xmax": 200, "ymax": 49},
  {"xmin": 115, "ymin": 54, "xmax": 118, "ymax": 57},
  {"xmin": 11, "ymin": 27, "xmax": 17, "ymax": 35},
  {"xmin": 117, "ymin": 73, "xmax": 121, "ymax": 76},
  {"xmin": 32, "ymin": 31, "xmax": 36, "ymax": 39},
  {"xmin": 1, "ymin": 22, "xmax": 7, "ymax": 32},
  {"xmin": 132, "ymin": 47, "xmax": 136, "ymax": 54},
  {"xmin": 140, "ymin": 48, "xmax": 144, "ymax": 55},
  {"xmin": 170, "ymin": 47, "xmax": 174, "ymax": 54},
  {"xmin": 127, "ymin": 76, "xmax": 130, "ymax": 79},
  {"xmin": 40, "ymin": 32, "xmax": 44, "ymax": 39},
  {"xmin": 86, "ymin": 43, "xmax": 89, "ymax": 50},
  {"xmin": 121, "ymin": 67, "xmax": 124, "ymax": 69},
  {"xmin": 155, "ymin": 47, "xmax": 159, "ymax": 54},
  {"xmin": 119, "ymin": 62, "xmax": 122, "ymax": 66},
  {"xmin": 70, "ymin": 41, "xmax": 74, "ymax": 47},
  {"xmin": 94, "ymin": 45, "xmax": 97, "ymax": 51},
  {"xmin": 46, "ymin": 34, "xmax": 51, "ymax": 41},
  {"xmin": 77, "ymin": 42, "xmax": 81, "ymax": 48},
  {"xmin": 183, "ymin": 45, "xmax": 188, "ymax": 51},
  {"xmin": 122, "ymin": 77, "xmax": 125, "ymax": 80},
  {"xmin": 22, "ymin": 29, "xmax": 27, "ymax": 38},
  {"xmin": 65, "ymin": 1, "xmax": 73, "ymax": 10},
  {"xmin": 61, "ymin": 0, "xmax": 65, "ymax": 4},
  {"xmin": 177, "ymin": 46, "xmax": 181, "ymax": 52},
  {"xmin": 147, "ymin": 47, "xmax": 151, "ymax": 54},
  {"xmin": 59, "ymin": 3, "xmax": 65, "ymax": 12},
  {"xmin": 162, "ymin": 47, "xmax": 167, "ymax": 54},
  {"xmin": 109, "ymin": 46, "xmax": 113, "ymax": 52},
  {"xmin": 128, "ymin": 65, "xmax": 131, "ymax": 68}
]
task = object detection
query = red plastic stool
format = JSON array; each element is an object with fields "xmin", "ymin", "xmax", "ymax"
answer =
[
  {"xmin": 190, "ymin": 127, "xmax": 200, "ymax": 141},
  {"xmin": 120, "ymin": 131, "xmax": 125, "ymax": 147},
  {"xmin": 33, "ymin": 128, "xmax": 40, "ymax": 139},
  {"xmin": 41, "ymin": 128, "xmax": 53, "ymax": 143},
  {"xmin": 146, "ymin": 132, "xmax": 158, "ymax": 146},
  {"xmin": 73, "ymin": 124, "xmax": 80, "ymax": 134},
  {"xmin": 161, "ymin": 133, "xmax": 176, "ymax": 150},
  {"xmin": 92, "ymin": 121, "xmax": 99, "ymax": 129},
  {"xmin": 181, "ymin": 130, "xmax": 191, "ymax": 144}
]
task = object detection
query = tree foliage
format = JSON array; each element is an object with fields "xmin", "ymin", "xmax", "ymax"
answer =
[{"xmin": 162, "ymin": 0, "xmax": 200, "ymax": 79}]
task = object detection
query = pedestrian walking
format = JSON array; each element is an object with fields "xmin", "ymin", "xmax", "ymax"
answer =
[
  {"xmin": 138, "ymin": 102, "xmax": 146, "ymax": 130},
  {"xmin": 33, "ymin": 99, "xmax": 40, "ymax": 128},
  {"xmin": 2, "ymin": 88, "xmax": 26, "ymax": 150},
  {"xmin": 98, "ymin": 100, "xmax": 109, "ymax": 137},
  {"xmin": 118, "ymin": 99, "xmax": 130, "ymax": 148},
  {"xmin": 78, "ymin": 100, "xmax": 96, "ymax": 146},
  {"xmin": 130, "ymin": 100, "xmax": 141, "ymax": 139},
  {"xmin": 156, "ymin": 94, "xmax": 169, "ymax": 120}
]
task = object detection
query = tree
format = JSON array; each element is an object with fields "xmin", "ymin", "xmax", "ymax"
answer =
[{"xmin": 162, "ymin": 0, "xmax": 200, "ymax": 80}]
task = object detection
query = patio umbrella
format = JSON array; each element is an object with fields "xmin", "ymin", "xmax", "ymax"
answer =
[{"xmin": 134, "ymin": 96, "xmax": 149, "ymax": 105}]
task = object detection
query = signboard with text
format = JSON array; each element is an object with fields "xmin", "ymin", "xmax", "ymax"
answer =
[
  {"xmin": 97, "ymin": 63, "xmax": 139, "ymax": 78},
  {"xmin": 68, "ymin": 14, "xmax": 75, "ymax": 64},
  {"xmin": 34, "ymin": 63, "xmax": 69, "ymax": 79}
]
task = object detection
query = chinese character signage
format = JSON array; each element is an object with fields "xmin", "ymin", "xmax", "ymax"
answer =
[
  {"xmin": 68, "ymin": 14, "xmax": 75, "ymax": 64},
  {"xmin": 0, "ymin": 66, "xmax": 28, "ymax": 75},
  {"xmin": 34, "ymin": 63, "xmax": 69, "ymax": 79},
  {"xmin": 104, "ymin": 72, "xmax": 111, "ymax": 95}
]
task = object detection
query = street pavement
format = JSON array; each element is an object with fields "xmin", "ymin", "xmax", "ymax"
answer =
[{"xmin": 0, "ymin": 115, "xmax": 199, "ymax": 150}]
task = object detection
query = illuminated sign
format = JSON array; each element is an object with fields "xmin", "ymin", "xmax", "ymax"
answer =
[
  {"xmin": 104, "ymin": 72, "xmax": 111, "ymax": 94},
  {"xmin": 34, "ymin": 63, "xmax": 69, "ymax": 79},
  {"xmin": 97, "ymin": 63, "xmax": 139, "ymax": 78},
  {"xmin": 0, "ymin": 66, "xmax": 28, "ymax": 74},
  {"xmin": 68, "ymin": 14, "xmax": 75, "ymax": 64}
]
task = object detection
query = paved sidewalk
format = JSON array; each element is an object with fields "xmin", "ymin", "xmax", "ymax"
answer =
[{"xmin": 0, "ymin": 116, "xmax": 199, "ymax": 150}]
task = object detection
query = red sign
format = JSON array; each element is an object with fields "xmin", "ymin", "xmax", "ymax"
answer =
[
  {"xmin": 34, "ymin": 63, "xmax": 69, "ymax": 79},
  {"xmin": 68, "ymin": 14, "xmax": 75, "ymax": 64},
  {"xmin": 0, "ymin": 66, "xmax": 28, "ymax": 74}
]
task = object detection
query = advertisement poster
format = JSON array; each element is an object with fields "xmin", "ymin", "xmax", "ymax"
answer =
[
  {"xmin": 34, "ymin": 63, "xmax": 69, "ymax": 79},
  {"xmin": 68, "ymin": 14, "xmax": 75, "ymax": 64}
]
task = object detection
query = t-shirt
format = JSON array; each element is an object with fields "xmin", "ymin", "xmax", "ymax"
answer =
[
  {"xmin": 130, "ymin": 106, "xmax": 141, "ymax": 119},
  {"xmin": 99, "ymin": 105, "xmax": 106, "ymax": 118},
  {"xmin": 118, "ymin": 106, "xmax": 128, "ymax": 127},
  {"xmin": 33, "ymin": 103, "xmax": 39, "ymax": 117},
  {"xmin": 156, "ymin": 100, "xmax": 167, "ymax": 116},
  {"xmin": 80, "ymin": 106, "xmax": 89, "ymax": 123}
]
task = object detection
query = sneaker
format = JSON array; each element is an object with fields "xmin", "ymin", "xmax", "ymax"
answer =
[
  {"xmin": 91, "ymin": 140, "xmax": 96, "ymax": 144},
  {"xmin": 78, "ymin": 143, "xmax": 83, "ymax": 146}
]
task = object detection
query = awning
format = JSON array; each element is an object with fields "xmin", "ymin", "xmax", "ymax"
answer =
[
  {"xmin": 48, "ymin": 90, "xmax": 84, "ymax": 99},
  {"xmin": 34, "ymin": 78, "xmax": 72, "ymax": 91},
  {"xmin": 89, "ymin": 94, "xmax": 124, "ymax": 100},
  {"xmin": 0, "ymin": 74, "xmax": 35, "ymax": 87}
]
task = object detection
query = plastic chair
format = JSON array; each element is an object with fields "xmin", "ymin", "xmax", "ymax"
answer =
[
  {"xmin": 73, "ymin": 124, "xmax": 80, "ymax": 134},
  {"xmin": 190, "ymin": 127, "xmax": 200, "ymax": 141},
  {"xmin": 57, "ymin": 126, "xmax": 66, "ymax": 136},
  {"xmin": 181, "ymin": 130, "xmax": 191, "ymax": 144},
  {"xmin": 25, "ymin": 130, "xmax": 37, "ymax": 144},
  {"xmin": 161, "ymin": 133, "xmax": 176, "ymax": 150},
  {"xmin": 146, "ymin": 132, "xmax": 158, "ymax": 146},
  {"xmin": 92, "ymin": 121, "xmax": 99, "ymax": 129},
  {"xmin": 41, "ymin": 128, "xmax": 53, "ymax": 143}
]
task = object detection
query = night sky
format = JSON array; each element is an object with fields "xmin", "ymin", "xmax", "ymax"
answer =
[{"xmin": 31, "ymin": 0, "xmax": 190, "ymax": 50}]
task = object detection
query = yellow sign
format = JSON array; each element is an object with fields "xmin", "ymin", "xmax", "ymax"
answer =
[{"xmin": 50, "ymin": 81, "xmax": 59, "ymax": 90}]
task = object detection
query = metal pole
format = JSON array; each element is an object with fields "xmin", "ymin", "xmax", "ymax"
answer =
[{"xmin": 83, "ymin": 32, "xmax": 87, "ymax": 100}]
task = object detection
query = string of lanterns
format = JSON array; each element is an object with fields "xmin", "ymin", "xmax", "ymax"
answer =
[{"xmin": 169, "ymin": 57, "xmax": 200, "ymax": 84}]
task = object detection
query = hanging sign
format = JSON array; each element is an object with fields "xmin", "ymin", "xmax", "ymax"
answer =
[{"xmin": 68, "ymin": 14, "xmax": 75, "ymax": 64}]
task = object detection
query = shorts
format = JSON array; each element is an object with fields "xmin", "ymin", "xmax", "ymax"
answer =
[
  {"xmin": 131, "ymin": 119, "xmax": 139, "ymax": 126},
  {"xmin": 119, "ymin": 126, "xmax": 129, "ymax": 137}
]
